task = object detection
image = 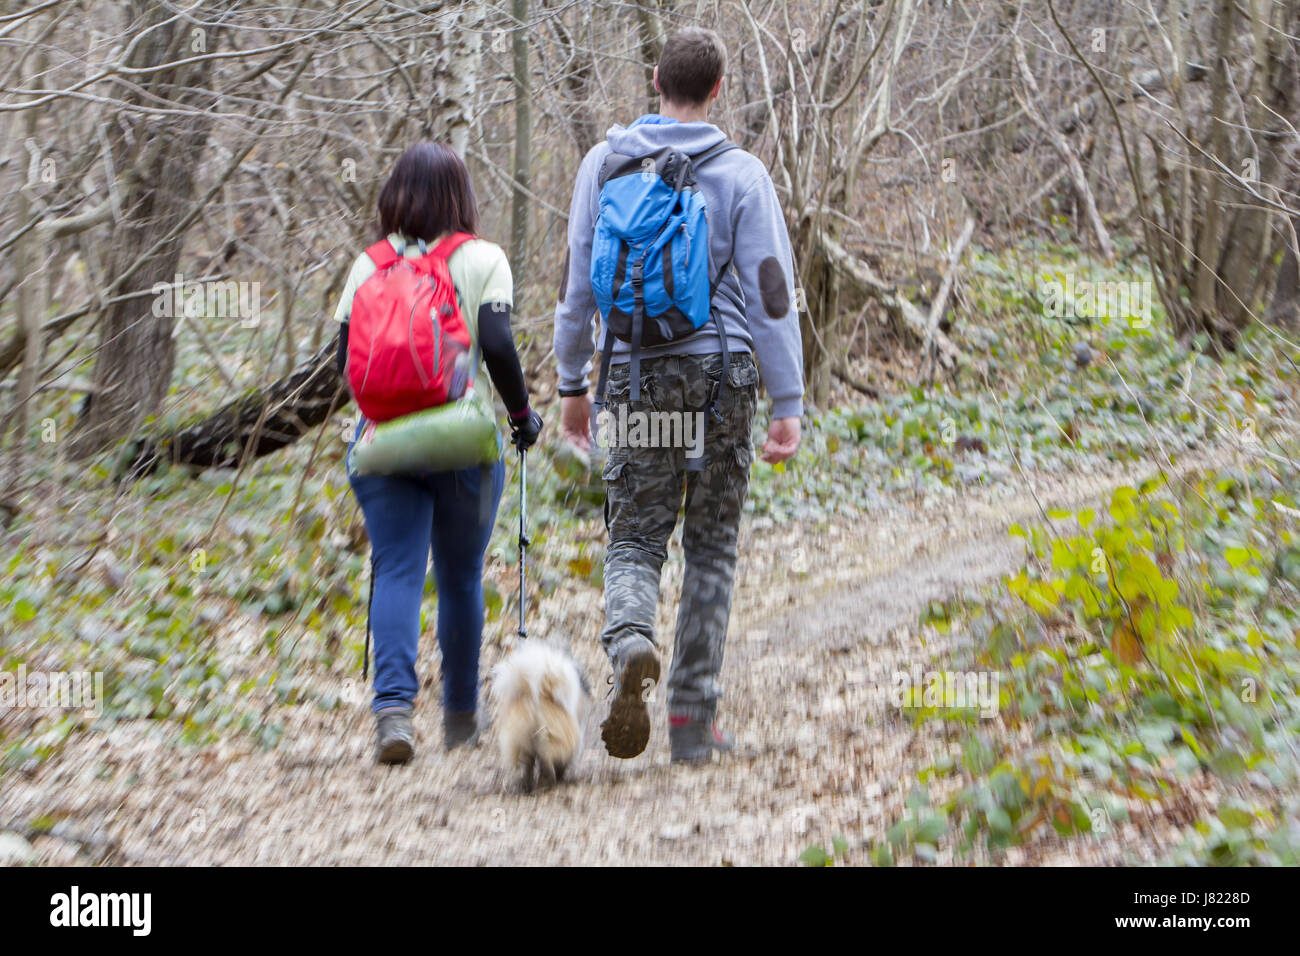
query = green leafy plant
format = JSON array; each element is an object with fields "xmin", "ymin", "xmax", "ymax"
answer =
[
  {"xmin": 799, "ymin": 834, "xmax": 850, "ymax": 867},
  {"xmin": 875, "ymin": 465, "xmax": 1300, "ymax": 865}
]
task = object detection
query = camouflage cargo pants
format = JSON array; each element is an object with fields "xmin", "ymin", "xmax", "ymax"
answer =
[{"xmin": 599, "ymin": 352, "xmax": 759, "ymax": 720}]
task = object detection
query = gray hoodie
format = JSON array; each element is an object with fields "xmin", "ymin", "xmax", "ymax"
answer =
[{"xmin": 552, "ymin": 117, "xmax": 805, "ymax": 420}]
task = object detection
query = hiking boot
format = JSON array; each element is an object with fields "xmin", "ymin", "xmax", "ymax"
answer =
[
  {"xmin": 600, "ymin": 637, "xmax": 661, "ymax": 759},
  {"xmin": 669, "ymin": 714, "xmax": 735, "ymax": 763},
  {"xmin": 443, "ymin": 710, "xmax": 479, "ymax": 751},
  {"xmin": 375, "ymin": 705, "xmax": 415, "ymax": 765}
]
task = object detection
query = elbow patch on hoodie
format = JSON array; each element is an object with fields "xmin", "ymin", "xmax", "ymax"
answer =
[
  {"xmin": 557, "ymin": 249, "xmax": 570, "ymax": 304},
  {"xmin": 758, "ymin": 256, "xmax": 790, "ymax": 317}
]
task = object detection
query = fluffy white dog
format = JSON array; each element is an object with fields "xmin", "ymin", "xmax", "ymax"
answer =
[{"xmin": 489, "ymin": 641, "xmax": 590, "ymax": 792}]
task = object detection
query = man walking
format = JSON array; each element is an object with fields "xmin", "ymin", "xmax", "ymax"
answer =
[{"xmin": 553, "ymin": 27, "xmax": 804, "ymax": 762}]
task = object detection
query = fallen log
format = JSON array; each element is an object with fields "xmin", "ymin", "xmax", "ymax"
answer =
[
  {"xmin": 123, "ymin": 334, "xmax": 347, "ymax": 477},
  {"xmin": 920, "ymin": 214, "xmax": 977, "ymax": 383},
  {"xmin": 834, "ymin": 365, "xmax": 880, "ymax": 399},
  {"xmin": 815, "ymin": 230, "xmax": 974, "ymax": 374}
]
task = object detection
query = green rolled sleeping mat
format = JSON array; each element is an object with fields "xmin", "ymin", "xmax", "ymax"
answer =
[{"xmin": 350, "ymin": 389, "xmax": 501, "ymax": 475}]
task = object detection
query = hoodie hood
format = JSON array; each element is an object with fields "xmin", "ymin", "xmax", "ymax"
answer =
[{"xmin": 604, "ymin": 114, "xmax": 727, "ymax": 157}]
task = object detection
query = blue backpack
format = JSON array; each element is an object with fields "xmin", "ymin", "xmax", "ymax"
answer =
[{"xmin": 591, "ymin": 138, "xmax": 738, "ymax": 412}]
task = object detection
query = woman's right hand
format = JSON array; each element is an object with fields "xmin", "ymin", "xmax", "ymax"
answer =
[{"xmin": 510, "ymin": 410, "xmax": 544, "ymax": 450}]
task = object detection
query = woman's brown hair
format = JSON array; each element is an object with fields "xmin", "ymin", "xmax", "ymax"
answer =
[{"xmin": 377, "ymin": 141, "xmax": 479, "ymax": 242}]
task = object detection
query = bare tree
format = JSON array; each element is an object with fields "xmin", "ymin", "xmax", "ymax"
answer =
[
  {"xmin": 70, "ymin": 3, "xmax": 226, "ymax": 457},
  {"xmin": 1050, "ymin": 0, "xmax": 1300, "ymax": 349},
  {"xmin": 2, "ymin": 0, "xmax": 1296, "ymax": 483},
  {"xmin": 510, "ymin": 0, "xmax": 532, "ymax": 283}
]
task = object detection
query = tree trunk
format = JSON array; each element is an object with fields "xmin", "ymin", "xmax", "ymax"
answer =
[
  {"xmin": 798, "ymin": 220, "xmax": 835, "ymax": 408},
  {"xmin": 1213, "ymin": 0, "xmax": 1300, "ymax": 336},
  {"xmin": 6, "ymin": 80, "xmax": 43, "ymax": 487},
  {"xmin": 1270, "ymin": 224, "xmax": 1300, "ymax": 330},
  {"xmin": 549, "ymin": 6, "xmax": 599, "ymax": 153},
  {"xmin": 438, "ymin": 1, "xmax": 485, "ymax": 157},
  {"xmin": 1187, "ymin": 0, "xmax": 1234, "ymax": 342},
  {"xmin": 632, "ymin": 0, "xmax": 667, "ymax": 111},
  {"xmin": 1013, "ymin": 32, "xmax": 1113, "ymax": 260},
  {"xmin": 510, "ymin": 0, "xmax": 531, "ymax": 286},
  {"xmin": 70, "ymin": 4, "xmax": 220, "ymax": 458}
]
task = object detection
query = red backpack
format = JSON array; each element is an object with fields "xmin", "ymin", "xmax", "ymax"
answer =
[{"xmin": 347, "ymin": 233, "xmax": 475, "ymax": 422}]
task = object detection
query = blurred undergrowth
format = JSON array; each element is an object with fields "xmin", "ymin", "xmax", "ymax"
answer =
[
  {"xmin": 874, "ymin": 460, "xmax": 1300, "ymax": 866},
  {"xmin": 865, "ymin": 244, "xmax": 1300, "ymax": 865}
]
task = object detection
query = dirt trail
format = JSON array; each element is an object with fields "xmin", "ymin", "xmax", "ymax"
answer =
[{"xmin": 2, "ymin": 446, "xmax": 1235, "ymax": 865}]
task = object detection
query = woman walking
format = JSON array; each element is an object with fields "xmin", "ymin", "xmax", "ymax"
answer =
[{"xmin": 333, "ymin": 142, "xmax": 542, "ymax": 764}]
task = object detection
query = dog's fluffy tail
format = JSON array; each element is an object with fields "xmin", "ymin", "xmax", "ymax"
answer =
[
  {"xmin": 535, "ymin": 670, "xmax": 581, "ymax": 764},
  {"xmin": 489, "ymin": 642, "xmax": 587, "ymax": 791}
]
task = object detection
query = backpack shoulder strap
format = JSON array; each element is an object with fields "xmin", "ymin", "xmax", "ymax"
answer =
[
  {"xmin": 429, "ymin": 231, "xmax": 476, "ymax": 263},
  {"xmin": 709, "ymin": 250, "xmax": 736, "ymax": 298},
  {"xmin": 597, "ymin": 151, "xmax": 611, "ymax": 191},
  {"xmin": 692, "ymin": 140, "xmax": 738, "ymax": 168},
  {"xmin": 693, "ymin": 143, "xmax": 740, "ymax": 437},
  {"xmin": 600, "ymin": 147, "xmax": 651, "ymax": 191},
  {"xmin": 365, "ymin": 240, "xmax": 400, "ymax": 271},
  {"xmin": 690, "ymin": 141, "xmax": 739, "ymax": 291},
  {"xmin": 425, "ymin": 231, "xmax": 482, "ymax": 382}
]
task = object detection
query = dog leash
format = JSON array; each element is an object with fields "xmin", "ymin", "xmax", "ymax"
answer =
[
  {"xmin": 363, "ymin": 556, "xmax": 373, "ymax": 679},
  {"xmin": 517, "ymin": 446, "xmax": 529, "ymax": 640}
]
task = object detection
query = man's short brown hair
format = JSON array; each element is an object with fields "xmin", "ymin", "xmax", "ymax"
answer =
[{"xmin": 657, "ymin": 28, "xmax": 726, "ymax": 106}]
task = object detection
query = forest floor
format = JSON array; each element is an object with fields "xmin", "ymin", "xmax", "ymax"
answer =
[
  {"xmin": 0, "ymin": 440, "xmax": 1248, "ymax": 866},
  {"xmin": 4, "ymin": 245, "xmax": 1298, "ymax": 866}
]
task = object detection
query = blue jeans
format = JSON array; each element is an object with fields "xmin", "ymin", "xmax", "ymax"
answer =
[{"xmin": 348, "ymin": 424, "xmax": 505, "ymax": 715}]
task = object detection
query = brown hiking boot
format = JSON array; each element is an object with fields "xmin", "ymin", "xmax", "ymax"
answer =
[
  {"xmin": 600, "ymin": 638, "xmax": 660, "ymax": 759},
  {"xmin": 375, "ymin": 706, "xmax": 415, "ymax": 765}
]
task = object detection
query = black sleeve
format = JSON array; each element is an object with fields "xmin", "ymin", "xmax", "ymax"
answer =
[
  {"xmin": 337, "ymin": 321, "xmax": 348, "ymax": 378},
  {"xmin": 476, "ymin": 302, "xmax": 530, "ymax": 418}
]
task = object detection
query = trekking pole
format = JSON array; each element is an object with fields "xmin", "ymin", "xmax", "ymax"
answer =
[{"xmin": 517, "ymin": 446, "xmax": 529, "ymax": 639}]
